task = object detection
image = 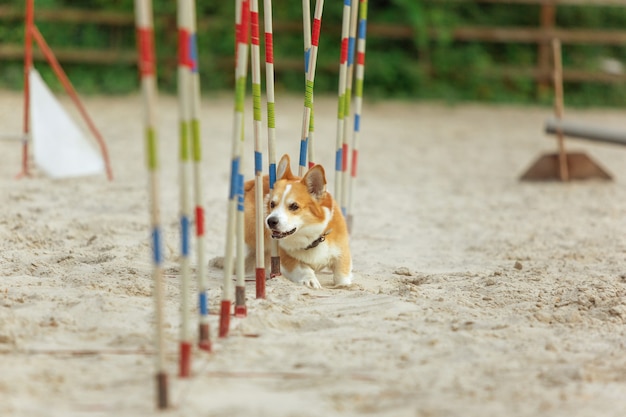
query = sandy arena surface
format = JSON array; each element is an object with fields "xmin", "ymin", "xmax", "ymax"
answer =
[{"xmin": 1, "ymin": 90, "xmax": 626, "ymax": 416}]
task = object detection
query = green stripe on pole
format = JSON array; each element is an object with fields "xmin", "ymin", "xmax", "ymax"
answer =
[
  {"xmin": 179, "ymin": 121, "xmax": 190, "ymax": 161},
  {"xmin": 338, "ymin": 93, "xmax": 346, "ymax": 119},
  {"xmin": 191, "ymin": 119, "xmax": 201, "ymax": 162},
  {"xmin": 146, "ymin": 127, "xmax": 158, "ymax": 170},
  {"xmin": 355, "ymin": 78, "xmax": 364, "ymax": 98},
  {"xmin": 235, "ymin": 77, "xmax": 246, "ymax": 112},
  {"xmin": 267, "ymin": 102, "xmax": 276, "ymax": 129},
  {"xmin": 305, "ymin": 80, "xmax": 314, "ymax": 109},
  {"xmin": 360, "ymin": 1, "xmax": 367, "ymax": 19},
  {"xmin": 252, "ymin": 83, "xmax": 262, "ymax": 121},
  {"xmin": 309, "ymin": 109, "xmax": 315, "ymax": 132}
]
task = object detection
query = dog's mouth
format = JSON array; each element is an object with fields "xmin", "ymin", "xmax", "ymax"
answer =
[{"xmin": 271, "ymin": 228, "xmax": 296, "ymax": 239}]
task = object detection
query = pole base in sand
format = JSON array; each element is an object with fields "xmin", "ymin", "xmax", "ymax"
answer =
[
  {"xmin": 156, "ymin": 371, "xmax": 168, "ymax": 410},
  {"xmin": 179, "ymin": 341, "xmax": 192, "ymax": 378},
  {"xmin": 219, "ymin": 300, "xmax": 231, "ymax": 338},
  {"xmin": 235, "ymin": 285, "xmax": 247, "ymax": 317},
  {"xmin": 198, "ymin": 323, "xmax": 211, "ymax": 352},
  {"xmin": 234, "ymin": 305, "xmax": 247, "ymax": 318},
  {"xmin": 520, "ymin": 152, "xmax": 612, "ymax": 181},
  {"xmin": 256, "ymin": 268, "xmax": 266, "ymax": 299},
  {"xmin": 270, "ymin": 257, "xmax": 281, "ymax": 278}
]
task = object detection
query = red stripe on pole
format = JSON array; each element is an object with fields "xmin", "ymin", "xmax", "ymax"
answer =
[
  {"xmin": 265, "ymin": 33, "xmax": 274, "ymax": 64},
  {"xmin": 357, "ymin": 51, "xmax": 365, "ymax": 66},
  {"xmin": 312, "ymin": 18, "xmax": 322, "ymax": 47},
  {"xmin": 342, "ymin": 143, "xmax": 349, "ymax": 172},
  {"xmin": 340, "ymin": 38, "xmax": 349, "ymax": 64},
  {"xmin": 178, "ymin": 29, "xmax": 190, "ymax": 67},
  {"xmin": 195, "ymin": 206, "xmax": 205, "ymax": 236},
  {"xmin": 351, "ymin": 149, "xmax": 358, "ymax": 177},
  {"xmin": 251, "ymin": 11, "xmax": 260, "ymax": 46},
  {"xmin": 137, "ymin": 28, "xmax": 155, "ymax": 76},
  {"xmin": 238, "ymin": 0, "xmax": 250, "ymax": 45}
]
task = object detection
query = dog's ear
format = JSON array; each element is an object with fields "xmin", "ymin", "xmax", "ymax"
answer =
[
  {"xmin": 302, "ymin": 165, "xmax": 326, "ymax": 200},
  {"xmin": 276, "ymin": 154, "xmax": 295, "ymax": 180}
]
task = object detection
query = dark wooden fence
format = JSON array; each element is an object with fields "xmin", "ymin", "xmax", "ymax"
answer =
[{"xmin": 1, "ymin": 0, "xmax": 625, "ymax": 88}]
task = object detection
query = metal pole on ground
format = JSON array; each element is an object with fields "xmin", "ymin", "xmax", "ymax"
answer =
[
  {"xmin": 263, "ymin": 0, "xmax": 281, "ymax": 278},
  {"xmin": 221, "ymin": 0, "xmax": 250, "ymax": 338},
  {"xmin": 347, "ymin": 0, "xmax": 368, "ymax": 232},
  {"xmin": 134, "ymin": 0, "xmax": 168, "ymax": 408},
  {"xmin": 176, "ymin": 0, "xmax": 193, "ymax": 377}
]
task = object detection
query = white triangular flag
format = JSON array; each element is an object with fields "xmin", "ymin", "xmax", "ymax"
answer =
[{"xmin": 30, "ymin": 69, "xmax": 105, "ymax": 178}]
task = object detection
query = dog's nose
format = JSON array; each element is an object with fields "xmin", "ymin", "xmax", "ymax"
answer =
[{"xmin": 267, "ymin": 216, "xmax": 279, "ymax": 229}]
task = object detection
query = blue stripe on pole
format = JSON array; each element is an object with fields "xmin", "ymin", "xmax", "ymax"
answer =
[
  {"xmin": 335, "ymin": 148, "xmax": 343, "ymax": 172},
  {"xmin": 341, "ymin": 206, "xmax": 347, "ymax": 217},
  {"xmin": 152, "ymin": 227, "xmax": 162, "ymax": 265},
  {"xmin": 359, "ymin": 19, "xmax": 367, "ymax": 39},
  {"xmin": 344, "ymin": 0, "xmax": 351, "ymax": 6},
  {"xmin": 199, "ymin": 291, "xmax": 208, "ymax": 315},
  {"xmin": 229, "ymin": 157, "xmax": 240, "ymax": 200},
  {"xmin": 354, "ymin": 114, "xmax": 361, "ymax": 131},
  {"xmin": 299, "ymin": 139, "xmax": 308, "ymax": 167},
  {"xmin": 269, "ymin": 162, "xmax": 277, "ymax": 188},
  {"xmin": 237, "ymin": 174, "xmax": 244, "ymax": 212},
  {"xmin": 255, "ymin": 151, "xmax": 262, "ymax": 175},
  {"xmin": 348, "ymin": 37, "xmax": 356, "ymax": 65},
  {"xmin": 181, "ymin": 216, "xmax": 190, "ymax": 256},
  {"xmin": 189, "ymin": 34, "xmax": 199, "ymax": 73},
  {"xmin": 304, "ymin": 48, "xmax": 311, "ymax": 73}
]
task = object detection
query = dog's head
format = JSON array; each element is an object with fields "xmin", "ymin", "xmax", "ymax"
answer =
[{"xmin": 265, "ymin": 155, "xmax": 331, "ymax": 242}]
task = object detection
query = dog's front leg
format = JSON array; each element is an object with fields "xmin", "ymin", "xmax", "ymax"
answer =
[
  {"xmin": 332, "ymin": 251, "xmax": 353, "ymax": 286},
  {"xmin": 280, "ymin": 254, "xmax": 321, "ymax": 289}
]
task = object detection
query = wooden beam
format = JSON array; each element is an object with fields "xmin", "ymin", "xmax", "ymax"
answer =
[
  {"xmin": 437, "ymin": 0, "xmax": 626, "ymax": 6},
  {"xmin": 0, "ymin": 44, "xmax": 136, "ymax": 64}
]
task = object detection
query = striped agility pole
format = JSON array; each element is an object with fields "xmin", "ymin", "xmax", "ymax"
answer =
[
  {"xmin": 250, "ymin": 0, "xmax": 266, "ymax": 300},
  {"xmin": 176, "ymin": 0, "xmax": 193, "ymax": 378},
  {"xmin": 220, "ymin": 0, "xmax": 250, "ymax": 338},
  {"xmin": 187, "ymin": 0, "xmax": 212, "ymax": 352},
  {"xmin": 298, "ymin": 0, "xmax": 324, "ymax": 177},
  {"xmin": 347, "ymin": 0, "xmax": 368, "ymax": 232},
  {"xmin": 341, "ymin": 0, "xmax": 359, "ymax": 221},
  {"xmin": 134, "ymin": 0, "xmax": 168, "ymax": 408},
  {"xmin": 299, "ymin": 0, "xmax": 318, "ymax": 174},
  {"xmin": 334, "ymin": 0, "xmax": 352, "ymax": 209},
  {"xmin": 263, "ymin": 0, "xmax": 281, "ymax": 278}
]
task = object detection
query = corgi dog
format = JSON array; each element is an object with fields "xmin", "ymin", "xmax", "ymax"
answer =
[{"xmin": 243, "ymin": 155, "xmax": 352, "ymax": 289}]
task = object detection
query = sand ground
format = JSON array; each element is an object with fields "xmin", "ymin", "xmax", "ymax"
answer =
[{"xmin": 1, "ymin": 90, "xmax": 626, "ymax": 417}]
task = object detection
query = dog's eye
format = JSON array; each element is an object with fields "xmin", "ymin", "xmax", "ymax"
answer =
[
  {"xmin": 269, "ymin": 201, "xmax": 276, "ymax": 209},
  {"xmin": 288, "ymin": 203, "xmax": 299, "ymax": 212}
]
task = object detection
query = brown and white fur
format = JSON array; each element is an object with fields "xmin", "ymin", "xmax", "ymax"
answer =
[{"xmin": 244, "ymin": 155, "xmax": 352, "ymax": 289}]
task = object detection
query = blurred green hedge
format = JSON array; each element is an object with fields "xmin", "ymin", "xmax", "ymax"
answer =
[{"xmin": 2, "ymin": 0, "xmax": 626, "ymax": 106}]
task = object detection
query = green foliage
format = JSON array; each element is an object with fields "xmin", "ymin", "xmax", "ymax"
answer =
[{"xmin": 1, "ymin": 0, "xmax": 626, "ymax": 106}]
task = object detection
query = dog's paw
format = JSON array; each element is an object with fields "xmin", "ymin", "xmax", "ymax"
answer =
[
  {"xmin": 301, "ymin": 276, "xmax": 322, "ymax": 289},
  {"xmin": 333, "ymin": 274, "xmax": 352, "ymax": 287}
]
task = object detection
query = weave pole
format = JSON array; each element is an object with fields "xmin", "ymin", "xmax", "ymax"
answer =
[
  {"xmin": 298, "ymin": 0, "xmax": 324, "ymax": 177},
  {"xmin": 263, "ymin": 0, "xmax": 281, "ymax": 277},
  {"xmin": 298, "ymin": 0, "xmax": 312, "ymax": 175},
  {"xmin": 221, "ymin": 0, "xmax": 250, "ymax": 338},
  {"xmin": 187, "ymin": 0, "xmax": 212, "ymax": 351},
  {"xmin": 299, "ymin": 0, "xmax": 319, "ymax": 173},
  {"xmin": 334, "ymin": 0, "xmax": 352, "ymax": 207},
  {"xmin": 250, "ymin": 0, "xmax": 267, "ymax": 299},
  {"xmin": 134, "ymin": 0, "xmax": 168, "ymax": 408},
  {"xmin": 347, "ymin": 0, "xmax": 368, "ymax": 232},
  {"xmin": 176, "ymin": 0, "xmax": 193, "ymax": 377},
  {"xmin": 20, "ymin": 0, "xmax": 34, "ymax": 178},
  {"xmin": 552, "ymin": 39, "xmax": 569, "ymax": 182},
  {"xmin": 341, "ymin": 0, "xmax": 359, "ymax": 219}
]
